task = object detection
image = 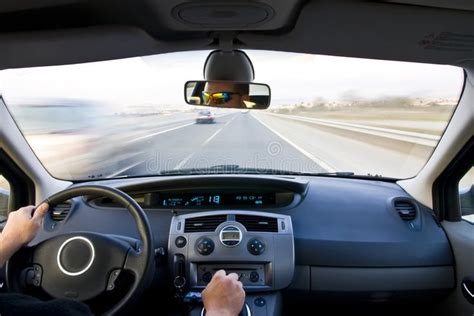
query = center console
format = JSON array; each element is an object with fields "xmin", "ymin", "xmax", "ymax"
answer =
[{"xmin": 168, "ymin": 210, "xmax": 294, "ymax": 316}]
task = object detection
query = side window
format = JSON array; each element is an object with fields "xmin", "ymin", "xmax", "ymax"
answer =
[
  {"xmin": 459, "ymin": 166, "xmax": 474, "ymax": 223},
  {"xmin": 0, "ymin": 174, "xmax": 10, "ymax": 223}
]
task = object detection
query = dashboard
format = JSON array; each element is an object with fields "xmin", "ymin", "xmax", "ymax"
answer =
[
  {"xmin": 168, "ymin": 210, "xmax": 294, "ymax": 292},
  {"xmin": 157, "ymin": 192, "xmax": 276, "ymax": 207},
  {"xmin": 91, "ymin": 190, "xmax": 294, "ymax": 209},
  {"xmin": 25, "ymin": 174, "xmax": 455, "ymax": 313}
]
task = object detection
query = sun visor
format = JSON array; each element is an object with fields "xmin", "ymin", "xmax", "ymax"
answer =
[{"xmin": 203, "ymin": 50, "xmax": 255, "ymax": 81}]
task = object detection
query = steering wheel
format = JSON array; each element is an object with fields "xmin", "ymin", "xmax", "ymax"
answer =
[{"xmin": 6, "ymin": 185, "xmax": 155, "ymax": 315}]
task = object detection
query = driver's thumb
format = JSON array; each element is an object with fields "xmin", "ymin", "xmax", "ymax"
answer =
[{"xmin": 32, "ymin": 203, "xmax": 49, "ymax": 220}]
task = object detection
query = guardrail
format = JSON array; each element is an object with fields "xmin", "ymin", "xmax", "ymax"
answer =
[{"xmin": 263, "ymin": 113, "xmax": 440, "ymax": 147}]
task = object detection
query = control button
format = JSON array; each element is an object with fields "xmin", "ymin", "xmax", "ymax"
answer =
[
  {"xmin": 174, "ymin": 276, "xmax": 186, "ymax": 289},
  {"xmin": 196, "ymin": 237, "xmax": 215, "ymax": 256},
  {"xmin": 25, "ymin": 264, "xmax": 43, "ymax": 287},
  {"xmin": 106, "ymin": 269, "xmax": 121, "ymax": 291},
  {"xmin": 33, "ymin": 264, "xmax": 43, "ymax": 286},
  {"xmin": 25, "ymin": 269, "xmax": 35, "ymax": 285},
  {"xmin": 247, "ymin": 238, "xmax": 265, "ymax": 255},
  {"xmin": 175, "ymin": 236, "xmax": 187, "ymax": 248},
  {"xmin": 202, "ymin": 271, "xmax": 213, "ymax": 283},
  {"xmin": 250, "ymin": 271, "xmax": 260, "ymax": 283},
  {"xmin": 254, "ymin": 297, "xmax": 266, "ymax": 307}
]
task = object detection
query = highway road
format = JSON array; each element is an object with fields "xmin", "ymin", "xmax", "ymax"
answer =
[
  {"xmin": 29, "ymin": 110, "xmax": 436, "ymax": 180},
  {"xmin": 252, "ymin": 112, "xmax": 434, "ymax": 178},
  {"xmin": 100, "ymin": 111, "xmax": 328, "ymax": 179}
]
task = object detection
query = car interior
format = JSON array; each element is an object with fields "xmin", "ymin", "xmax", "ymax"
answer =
[{"xmin": 0, "ymin": 0, "xmax": 473, "ymax": 315}]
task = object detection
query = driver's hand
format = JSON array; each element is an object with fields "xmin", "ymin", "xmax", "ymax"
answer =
[
  {"xmin": 202, "ymin": 269, "xmax": 245, "ymax": 316},
  {"xmin": 0, "ymin": 203, "xmax": 49, "ymax": 260}
]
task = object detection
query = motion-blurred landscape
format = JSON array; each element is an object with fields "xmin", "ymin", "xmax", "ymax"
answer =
[
  {"xmin": 1, "ymin": 49, "xmax": 464, "ymax": 181},
  {"xmin": 5, "ymin": 95, "xmax": 458, "ymax": 180},
  {"xmin": 271, "ymin": 96, "xmax": 457, "ymax": 135}
]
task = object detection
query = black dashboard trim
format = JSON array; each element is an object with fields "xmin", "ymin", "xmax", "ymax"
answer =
[{"xmin": 30, "ymin": 174, "xmax": 454, "ymax": 303}]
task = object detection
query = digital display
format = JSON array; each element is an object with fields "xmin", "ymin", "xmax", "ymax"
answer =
[
  {"xmin": 222, "ymin": 232, "xmax": 240, "ymax": 239},
  {"xmin": 158, "ymin": 193, "xmax": 275, "ymax": 208}
]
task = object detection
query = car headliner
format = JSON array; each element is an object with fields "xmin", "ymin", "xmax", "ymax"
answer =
[{"xmin": 0, "ymin": 0, "xmax": 473, "ymax": 70}]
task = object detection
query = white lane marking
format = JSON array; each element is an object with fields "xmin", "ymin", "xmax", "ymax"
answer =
[
  {"xmin": 108, "ymin": 161, "xmax": 144, "ymax": 178},
  {"xmin": 127, "ymin": 122, "xmax": 194, "ymax": 143},
  {"xmin": 201, "ymin": 114, "xmax": 235, "ymax": 146},
  {"xmin": 225, "ymin": 115, "xmax": 236, "ymax": 126},
  {"xmin": 174, "ymin": 153, "xmax": 195, "ymax": 170},
  {"xmin": 203, "ymin": 128, "xmax": 223, "ymax": 145},
  {"xmin": 251, "ymin": 113, "xmax": 336, "ymax": 172}
]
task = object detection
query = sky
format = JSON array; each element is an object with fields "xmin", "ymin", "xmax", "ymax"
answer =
[{"xmin": 0, "ymin": 49, "xmax": 464, "ymax": 109}]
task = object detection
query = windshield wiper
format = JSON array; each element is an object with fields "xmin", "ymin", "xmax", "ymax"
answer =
[
  {"xmin": 160, "ymin": 165, "xmax": 310, "ymax": 176},
  {"xmin": 312, "ymin": 171, "xmax": 396, "ymax": 181},
  {"xmin": 160, "ymin": 165, "xmax": 358, "ymax": 177},
  {"xmin": 312, "ymin": 171, "xmax": 355, "ymax": 176}
]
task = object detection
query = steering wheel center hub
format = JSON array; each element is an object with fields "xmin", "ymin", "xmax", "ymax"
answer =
[{"xmin": 57, "ymin": 236, "xmax": 95, "ymax": 276}]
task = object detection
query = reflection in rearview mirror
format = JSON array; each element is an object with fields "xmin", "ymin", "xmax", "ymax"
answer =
[{"xmin": 185, "ymin": 81, "xmax": 271, "ymax": 110}]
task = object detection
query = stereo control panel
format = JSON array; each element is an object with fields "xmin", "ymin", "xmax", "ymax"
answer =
[
  {"xmin": 197, "ymin": 263, "xmax": 266, "ymax": 286},
  {"xmin": 168, "ymin": 210, "xmax": 294, "ymax": 292}
]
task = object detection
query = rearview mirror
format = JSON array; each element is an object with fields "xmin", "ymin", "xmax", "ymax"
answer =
[{"xmin": 185, "ymin": 81, "xmax": 271, "ymax": 110}]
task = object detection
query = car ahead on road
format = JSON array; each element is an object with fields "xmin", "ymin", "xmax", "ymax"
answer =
[
  {"xmin": 196, "ymin": 110, "xmax": 215, "ymax": 124},
  {"xmin": 0, "ymin": 2, "xmax": 473, "ymax": 316}
]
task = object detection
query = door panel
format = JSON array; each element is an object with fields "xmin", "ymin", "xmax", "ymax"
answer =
[{"xmin": 440, "ymin": 221, "xmax": 474, "ymax": 314}]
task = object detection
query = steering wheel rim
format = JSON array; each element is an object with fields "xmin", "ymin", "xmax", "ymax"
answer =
[{"xmin": 6, "ymin": 184, "xmax": 155, "ymax": 315}]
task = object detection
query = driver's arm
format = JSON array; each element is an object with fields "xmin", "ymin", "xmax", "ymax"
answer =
[
  {"xmin": 0, "ymin": 203, "xmax": 49, "ymax": 267},
  {"xmin": 202, "ymin": 269, "xmax": 246, "ymax": 316}
]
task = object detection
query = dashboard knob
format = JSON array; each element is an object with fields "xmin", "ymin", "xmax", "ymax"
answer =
[
  {"xmin": 175, "ymin": 236, "xmax": 187, "ymax": 248},
  {"xmin": 196, "ymin": 237, "xmax": 215, "ymax": 256},
  {"xmin": 247, "ymin": 238, "xmax": 265, "ymax": 255},
  {"xmin": 250, "ymin": 271, "xmax": 260, "ymax": 283},
  {"xmin": 202, "ymin": 271, "xmax": 213, "ymax": 283}
]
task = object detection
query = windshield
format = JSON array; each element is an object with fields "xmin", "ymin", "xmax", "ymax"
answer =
[{"xmin": 0, "ymin": 50, "xmax": 464, "ymax": 180}]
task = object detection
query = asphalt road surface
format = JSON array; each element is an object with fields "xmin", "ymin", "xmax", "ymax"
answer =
[
  {"xmin": 102, "ymin": 112, "xmax": 328, "ymax": 178},
  {"xmin": 31, "ymin": 110, "xmax": 434, "ymax": 180},
  {"xmin": 252, "ymin": 112, "xmax": 433, "ymax": 178}
]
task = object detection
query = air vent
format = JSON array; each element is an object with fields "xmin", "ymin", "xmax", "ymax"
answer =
[
  {"xmin": 51, "ymin": 201, "xmax": 71, "ymax": 222},
  {"xmin": 394, "ymin": 200, "xmax": 416, "ymax": 221},
  {"xmin": 236, "ymin": 215, "xmax": 278, "ymax": 232},
  {"xmin": 184, "ymin": 215, "xmax": 227, "ymax": 233}
]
